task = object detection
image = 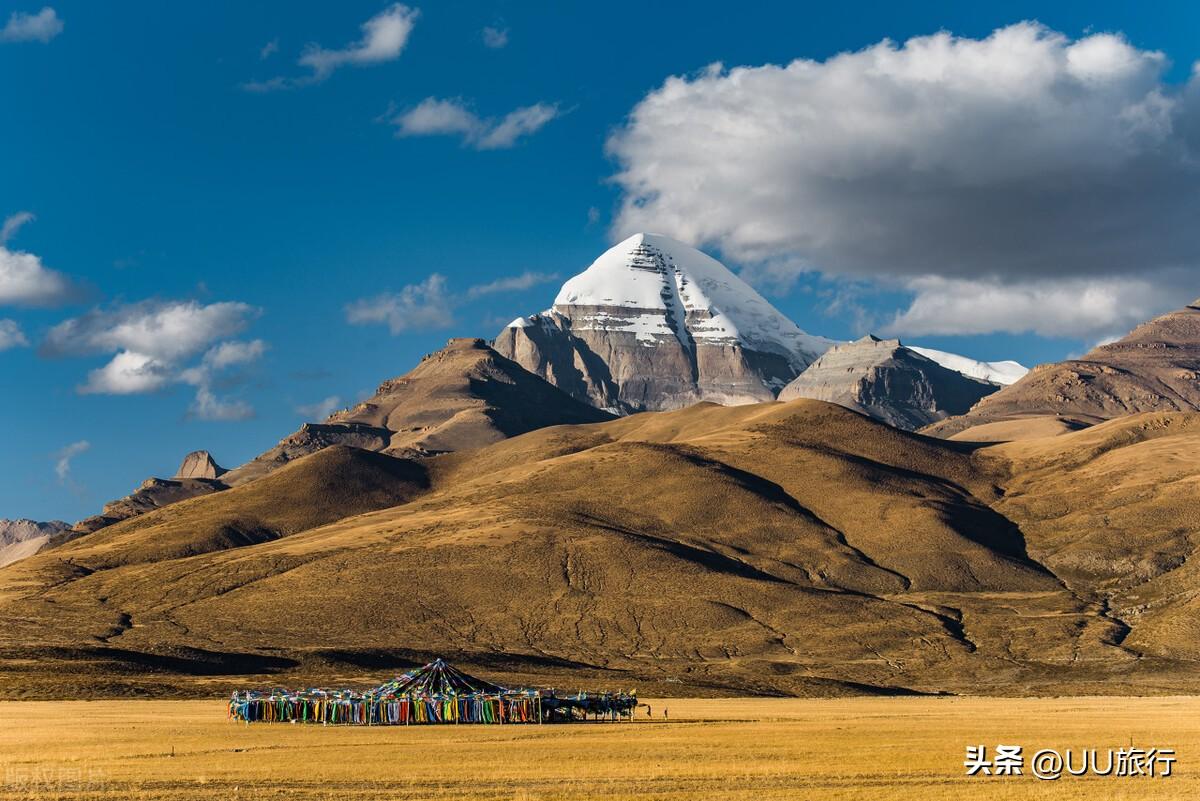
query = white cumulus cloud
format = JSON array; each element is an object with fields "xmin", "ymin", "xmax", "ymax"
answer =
[
  {"xmin": 189, "ymin": 386, "xmax": 255, "ymax": 422},
  {"xmin": 883, "ymin": 275, "xmax": 1186, "ymax": 340},
  {"xmin": 80, "ymin": 350, "xmax": 170, "ymax": 395},
  {"xmin": 0, "ymin": 7, "xmax": 63, "ymax": 44},
  {"xmin": 178, "ymin": 339, "xmax": 267, "ymax": 421},
  {"xmin": 246, "ymin": 4, "xmax": 417, "ymax": 91},
  {"xmin": 0, "ymin": 212, "xmax": 78, "ymax": 306},
  {"xmin": 43, "ymin": 300, "xmax": 258, "ymax": 362},
  {"xmin": 346, "ymin": 274, "xmax": 455, "ymax": 334},
  {"xmin": 44, "ymin": 301, "xmax": 265, "ymax": 419},
  {"xmin": 608, "ymin": 22, "xmax": 1200, "ymax": 339},
  {"xmin": 0, "ymin": 319, "xmax": 28, "ymax": 351},
  {"xmin": 391, "ymin": 97, "xmax": 559, "ymax": 149},
  {"xmin": 347, "ymin": 270, "xmax": 559, "ymax": 335},
  {"xmin": 197, "ymin": 338, "xmax": 267, "ymax": 371}
]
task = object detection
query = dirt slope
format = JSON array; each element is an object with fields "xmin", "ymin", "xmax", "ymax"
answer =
[
  {"xmin": 926, "ymin": 300, "xmax": 1200, "ymax": 439},
  {"xmin": 7, "ymin": 400, "xmax": 1192, "ymax": 698},
  {"xmin": 984, "ymin": 413, "xmax": 1200, "ymax": 662},
  {"xmin": 42, "ymin": 447, "xmax": 428, "ymax": 569},
  {"xmin": 223, "ymin": 338, "xmax": 614, "ymax": 485}
]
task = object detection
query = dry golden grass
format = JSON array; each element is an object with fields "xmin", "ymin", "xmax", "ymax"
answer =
[
  {"xmin": 0, "ymin": 697, "xmax": 1195, "ymax": 800},
  {"xmin": 7, "ymin": 404, "xmax": 1200, "ymax": 698}
]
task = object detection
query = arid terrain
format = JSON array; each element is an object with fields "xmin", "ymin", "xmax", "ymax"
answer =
[
  {"xmin": 927, "ymin": 301, "xmax": 1200, "ymax": 439},
  {"xmin": 5, "ymin": 394, "xmax": 1200, "ymax": 698},
  {"xmin": 0, "ymin": 696, "xmax": 1194, "ymax": 800}
]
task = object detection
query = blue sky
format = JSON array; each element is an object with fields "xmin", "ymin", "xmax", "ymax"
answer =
[{"xmin": 3, "ymin": 1, "xmax": 1200, "ymax": 522}]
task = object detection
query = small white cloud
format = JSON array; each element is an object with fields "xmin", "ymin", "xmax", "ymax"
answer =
[
  {"xmin": 260, "ymin": 38, "xmax": 279, "ymax": 60},
  {"xmin": 393, "ymin": 97, "xmax": 479, "ymax": 137},
  {"xmin": 0, "ymin": 211, "xmax": 34, "ymax": 244},
  {"xmin": 466, "ymin": 271, "xmax": 558, "ymax": 299},
  {"xmin": 296, "ymin": 395, "xmax": 343, "ymax": 420},
  {"xmin": 346, "ymin": 274, "xmax": 455, "ymax": 334},
  {"xmin": 178, "ymin": 339, "xmax": 266, "ymax": 421},
  {"xmin": 190, "ymin": 385, "xmax": 254, "ymax": 421},
  {"xmin": 248, "ymin": 4, "xmax": 417, "ymax": 91},
  {"xmin": 586, "ymin": 207, "xmax": 601, "ymax": 226},
  {"xmin": 0, "ymin": 212, "xmax": 77, "ymax": 306},
  {"xmin": 199, "ymin": 338, "xmax": 267, "ymax": 370},
  {"xmin": 346, "ymin": 270, "xmax": 557, "ymax": 336},
  {"xmin": 482, "ymin": 26, "xmax": 508, "ymax": 49},
  {"xmin": 0, "ymin": 7, "xmax": 63, "ymax": 44},
  {"xmin": 0, "ymin": 318, "xmax": 28, "ymax": 350},
  {"xmin": 80, "ymin": 350, "xmax": 170, "ymax": 395},
  {"xmin": 240, "ymin": 76, "xmax": 290, "ymax": 93},
  {"xmin": 54, "ymin": 440, "xmax": 89, "ymax": 482},
  {"xmin": 0, "ymin": 248, "xmax": 76, "ymax": 306},
  {"xmin": 43, "ymin": 300, "xmax": 259, "ymax": 362},
  {"xmin": 476, "ymin": 104, "xmax": 558, "ymax": 150},
  {"xmin": 300, "ymin": 3, "xmax": 418, "ymax": 79},
  {"xmin": 47, "ymin": 302, "xmax": 265, "ymax": 421},
  {"xmin": 391, "ymin": 97, "xmax": 558, "ymax": 150}
]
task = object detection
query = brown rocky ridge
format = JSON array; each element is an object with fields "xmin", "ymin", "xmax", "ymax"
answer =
[
  {"xmin": 926, "ymin": 299, "xmax": 1200, "ymax": 440},
  {"xmin": 778, "ymin": 335, "xmax": 1000, "ymax": 430},
  {"xmin": 4, "ymin": 397, "xmax": 1200, "ymax": 698}
]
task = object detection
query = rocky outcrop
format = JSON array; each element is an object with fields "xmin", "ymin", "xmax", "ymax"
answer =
[
  {"xmin": 71, "ymin": 476, "xmax": 227, "ymax": 535},
  {"xmin": 0, "ymin": 519, "xmax": 70, "ymax": 568},
  {"xmin": 221, "ymin": 338, "xmax": 614, "ymax": 485},
  {"xmin": 175, "ymin": 450, "xmax": 226, "ymax": 480},
  {"xmin": 494, "ymin": 233, "xmax": 832, "ymax": 413},
  {"xmin": 926, "ymin": 300, "xmax": 1200, "ymax": 439},
  {"xmin": 779, "ymin": 335, "xmax": 1001, "ymax": 430}
]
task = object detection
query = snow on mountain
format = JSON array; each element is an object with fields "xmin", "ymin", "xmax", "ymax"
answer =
[
  {"xmin": 779, "ymin": 336, "xmax": 1002, "ymax": 430},
  {"xmin": 495, "ymin": 233, "xmax": 834, "ymax": 412},
  {"xmin": 552, "ymin": 233, "xmax": 833, "ymax": 368},
  {"xmin": 908, "ymin": 346, "xmax": 1029, "ymax": 386}
]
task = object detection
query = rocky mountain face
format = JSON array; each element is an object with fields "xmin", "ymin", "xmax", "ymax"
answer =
[
  {"xmin": 0, "ymin": 519, "xmax": 70, "ymax": 568},
  {"xmin": 779, "ymin": 336, "xmax": 1001, "ymax": 430},
  {"xmin": 175, "ymin": 450, "xmax": 226, "ymax": 479},
  {"xmin": 494, "ymin": 233, "xmax": 832, "ymax": 413},
  {"xmin": 221, "ymin": 338, "xmax": 614, "ymax": 485},
  {"xmin": 58, "ymin": 338, "xmax": 611, "ymax": 537},
  {"xmin": 69, "ymin": 450, "xmax": 231, "ymax": 537},
  {"xmin": 71, "ymin": 476, "xmax": 227, "ymax": 536},
  {"xmin": 927, "ymin": 300, "xmax": 1200, "ymax": 439}
]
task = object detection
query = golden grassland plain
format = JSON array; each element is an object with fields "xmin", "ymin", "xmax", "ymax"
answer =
[{"xmin": 0, "ymin": 697, "xmax": 1196, "ymax": 800}]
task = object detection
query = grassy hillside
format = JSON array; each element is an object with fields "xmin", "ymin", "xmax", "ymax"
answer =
[{"xmin": 2, "ymin": 402, "xmax": 1199, "ymax": 697}]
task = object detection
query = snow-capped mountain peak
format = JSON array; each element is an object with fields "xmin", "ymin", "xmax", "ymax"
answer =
[
  {"xmin": 908, "ymin": 346, "xmax": 1029, "ymax": 386},
  {"xmin": 496, "ymin": 233, "xmax": 833, "ymax": 412},
  {"xmin": 550, "ymin": 233, "xmax": 832, "ymax": 368}
]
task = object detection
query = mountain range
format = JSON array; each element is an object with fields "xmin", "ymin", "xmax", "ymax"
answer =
[
  {"xmin": 926, "ymin": 300, "xmax": 1200, "ymax": 440},
  {"xmin": 0, "ymin": 519, "xmax": 69, "ymax": 569},
  {"xmin": 778, "ymin": 335, "xmax": 1002, "ymax": 430},
  {"xmin": 494, "ymin": 233, "xmax": 834, "ymax": 412},
  {"xmin": 5, "ymin": 235, "xmax": 1200, "ymax": 698}
]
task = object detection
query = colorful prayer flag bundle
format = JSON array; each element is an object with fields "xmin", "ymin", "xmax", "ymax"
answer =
[{"xmin": 227, "ymin": 658, "xmax": 638, "ymax": 725}]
